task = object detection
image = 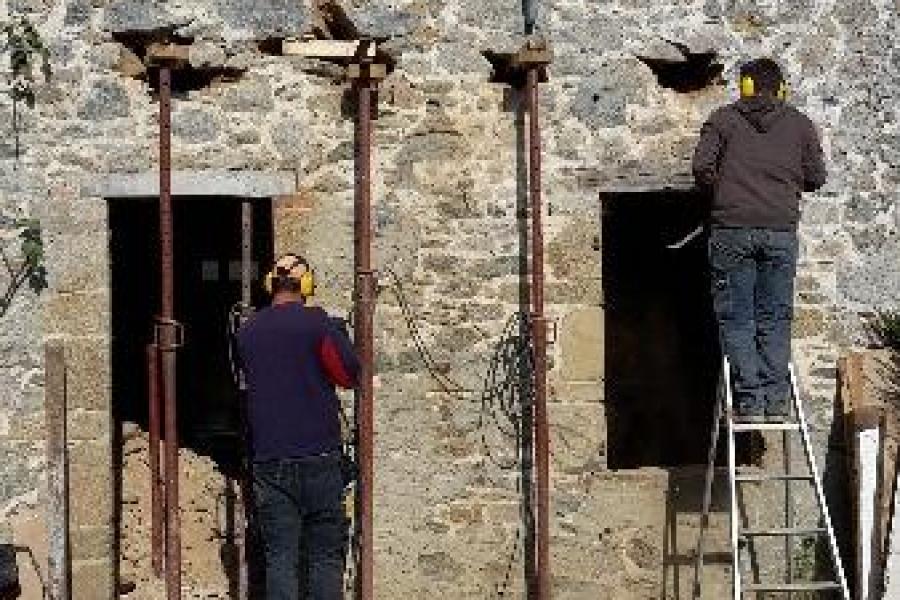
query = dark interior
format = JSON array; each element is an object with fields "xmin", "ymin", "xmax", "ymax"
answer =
[
  {"xmin": 602, "ymin": 190, "xmax": 720, "ymax": 468},
  {"xmin": 108, "ymin": 196, "xmax": 273, "ymax": 470}
]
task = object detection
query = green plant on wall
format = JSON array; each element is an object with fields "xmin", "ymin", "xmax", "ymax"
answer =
[
  {"xmin": 868, "ymin": 310, "xmax": 900, "ymax": 352},
  {"xmin": 2, "ymin": 16, "xmax": 51, "ymax": 165},
  {"xmin": 0, "ymin": 219, "xmax": 47, "ymax": 317}
]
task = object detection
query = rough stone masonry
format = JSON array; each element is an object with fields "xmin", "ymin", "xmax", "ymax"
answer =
[{"xmin": 0, "ymin": 0, "xmax": 897, "ymax": 598}]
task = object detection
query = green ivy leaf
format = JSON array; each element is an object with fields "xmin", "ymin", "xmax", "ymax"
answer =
[{"xmin": 27, "ymin": 265, "xmax": 47, "ymax": 293}]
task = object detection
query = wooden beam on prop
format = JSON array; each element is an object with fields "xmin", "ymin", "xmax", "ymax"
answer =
[
  {"xmin": 511, "ymin": 38, "xmax": 553, "ymax": 70},
  {"xmin": 145, "ymin": 43, "xmax": 191, "ymax": 67},
  {"xmin": 345, "ymin": 62, "xmax": 387, "ymax": 81},
  {"xmin": 282, "ymin": 37, "xmax": 378, "ymax": 61},
  {"xmin": 485, "ymin": 37, "xmax": 552, "ymax": 86}
]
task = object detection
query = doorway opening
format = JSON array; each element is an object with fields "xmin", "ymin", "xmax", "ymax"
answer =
[
  {"xmin": 108, "ymin": 196, "xmax": 273, "ymax": 595},
  {"xmin": 602, "ymin": 190, "xmax": 719, "ymax": 469},
  {"xmin": 109, "ymin": 196, "xmax": 273, "ymax": 461}
]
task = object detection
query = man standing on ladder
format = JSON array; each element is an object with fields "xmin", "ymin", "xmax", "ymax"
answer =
[
  {"xmin": 692, "ymin": 58, "xmax": 827, "ymax": 421},
  {"xmin": 237, "ymin": 254, "xmax": 360, "ymax": 600}
]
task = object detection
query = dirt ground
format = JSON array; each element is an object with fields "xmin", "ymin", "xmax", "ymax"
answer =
[{"xmin": 119, "ymin": 428, "xmax": 242, "ymax": 600}]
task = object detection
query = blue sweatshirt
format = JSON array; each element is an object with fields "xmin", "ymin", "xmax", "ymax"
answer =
[{"xmin": 237, "ymin": 302, "xmax": 360, "ymax": 461}]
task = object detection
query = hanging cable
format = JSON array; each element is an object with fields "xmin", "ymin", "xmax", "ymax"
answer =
[{"xmin": 380, "ymin": 267, "xmax": 535, "ymax": 598}]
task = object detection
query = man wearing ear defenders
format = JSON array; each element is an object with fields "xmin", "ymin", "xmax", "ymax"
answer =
[
  {"xmin": 237, "ymin": 254, "xmax": 360, "ymax": 600},
  {"xmin": 693, "ymin": 58, "xmax": 827, "ymax": 420}
]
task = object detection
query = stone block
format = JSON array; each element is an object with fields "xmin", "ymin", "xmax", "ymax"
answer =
[
  {"xmin": 188, "ymin": 41, "xmax": 227, "ymax": 69},
  {"xmin": 550, "ymin": 403, "xmax": 605, "ymax": 474},
  {"xmin": 64, "ymin": 0, "xmax": 92, "ymax": 26},
  {"xmin": 220, "ymin": 77, "xmax": 275, "ymax": 113},
  {"xmin": 560, "ymin": 308, "xmax": 604, "ymax": 382},
  {"xmin": 274, "ymin": 190, "xmax": 316, "ymax": 212},
  {"xmin": 172, "ymin": 107, "xmax": 221, "ymax": 143},
  {"xmin": 550, "ymin": 380, "xmax": 603, "ymax": 404},
  {"xmin": 547, "ymin": 218, "xmax": 601, "ymax": 280},
  {"xmin": 68, "ymin": 410, "xmax": 109, "ymax": 441},
  {"xmin": 103, "ymin": 0, "xmax": 173, "ymax": 32},
  {"xmin": 44, "ymin": 231, "xmax": 109, "ymax": 294},
  {"xmin": 68, "ymin": 441, "xmax": 112, "ymax": 532},
  {"xmin": 70, "ymin": 558, "xmax": 113, "ymax": 600},
  {"xmin": 69, "ymin": 526, "xmax": 111, "ymax": 562},
  {"xmin": 218, "ymin": 0, "xmax": 311, "ymax": 37},
  {"xmin": 42, "ymin": 291, "xmax": 109, "ymax": 338},
  {"xmin": 62, "ymin": 339, "xmax": 111, "ymax": 411},
  {"xmin": 343, "ymin": 1, "xmax": 424, "ymax": 39},
  {"xmin": 83, "ymin": 170, "xmax": 296, "ymax": 199},
  {"xmin": 76, "ymin": 80, "xmax": 131, "ymax": 121},
  {"xmin": 33, "ymin": 184, "xmax": 106, "ymax": 237}
]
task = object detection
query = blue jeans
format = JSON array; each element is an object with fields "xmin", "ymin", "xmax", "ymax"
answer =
[
  {"xmin": 708, "ymin": 226, "xmax": 798, "ymax": 416},
  {"xmin": 253, "ymin": 452, "xmax": 348, "ymax": 600}
]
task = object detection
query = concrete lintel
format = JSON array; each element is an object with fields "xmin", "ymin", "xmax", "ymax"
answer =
[
  {"xmin": 598, "ymin": 178, "xmax": 696, "ymax": 196},
  {"xmin": 83, "ymin": 170, "xmax": 297, "ymax": 199}
]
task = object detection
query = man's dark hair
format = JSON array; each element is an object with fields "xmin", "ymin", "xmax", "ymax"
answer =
[
  {"xmin": 271, "ymin": 275, "xmax": 302, "ymax": 295},
  {"xmin": 740, "ymin": 58, "xmax": 785, "ymax": 95}
]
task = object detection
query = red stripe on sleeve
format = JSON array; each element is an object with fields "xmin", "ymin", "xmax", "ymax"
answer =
[{"xmin": 318, "ymin": 337, "xmax": 355, "ymax": 389}]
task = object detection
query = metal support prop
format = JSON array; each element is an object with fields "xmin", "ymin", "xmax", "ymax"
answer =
[
  {"xmin": 241, "ymin": 203, "xmax": 253, "ymax": 307},
  {"xmin": 237, "ymin": 201, "xmax": 253, "ymax": 599},
  {"xmin": 353, "ymin": 73, "xmax": 376, "ymax": 600},
  {"xmin": 46, "ymin": 342, "xmax": 69, "ymax": 600},
  {"xmin": 526, "ymin": 66, "xmax": 550, "ymax": 600},
  {"xmin": 147, "ymin": 343, "xmax": 163, "ymax": 577},
  {"xmin": 157, "ymin": 65, "xmax": 182, "ymax": 600}
]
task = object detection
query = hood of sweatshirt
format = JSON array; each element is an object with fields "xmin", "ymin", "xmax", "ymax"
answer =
[{"xmin": 734, "ymin": 96, "xmax": 787, "ymax": 133}]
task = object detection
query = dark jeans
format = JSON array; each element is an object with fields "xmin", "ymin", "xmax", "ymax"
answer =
[
  {"xmin": 708, "ymin": 226, "xmax": 798, "ymax": 416},
  {"xmin": 253, "ymin": 452, "xmax": 348, "ymax": 600}
]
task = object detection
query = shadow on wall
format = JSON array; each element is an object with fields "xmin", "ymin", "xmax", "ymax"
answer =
[
  {"xmin": 0, "ymin": 544, "xmax": 48, "ymax": 600},
  {"xmin": 0, "ymin": 544, "xmax": 18, "ymax": 599},
  {"xmin": 636, "ymin": 41, "xmax": 725, "ymax": 93},
  {"xmin": 826, "ymin": 369, "xmax": 857, "ymax": 595}
]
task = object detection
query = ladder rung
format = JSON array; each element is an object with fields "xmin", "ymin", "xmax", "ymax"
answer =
[
  {"xmin": 744, "ymin": 582, "xmax": 841, "ymax": 592},
  {"xmin": 735, "ymin": 473, "xmax": 814, "ymax": 482},
  {"xmin": 732, "ymin": 421, "xmax": 800, "ymax": 432},
  {"xmin": 740, "ymin": 527, "xmax": 826, "ymax": 537}
]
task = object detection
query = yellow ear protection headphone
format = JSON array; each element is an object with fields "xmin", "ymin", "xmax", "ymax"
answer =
[
  {"xmin": 740, "ymin": 75, "xmax": 788, "ymax": 101},
  {"xmin": 263, "ymin": 254, "xmax": 316, "ymax": 298}
]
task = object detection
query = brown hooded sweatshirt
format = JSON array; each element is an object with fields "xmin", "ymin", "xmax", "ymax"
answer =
[{"xmin": 692, "ymin": 96, "xmax": 827, "ymax": 229}]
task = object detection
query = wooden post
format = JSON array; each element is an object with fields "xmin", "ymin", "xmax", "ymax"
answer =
[{"xmin": 45, "ymin": 342, "xmax": 69, "ymax": 600}]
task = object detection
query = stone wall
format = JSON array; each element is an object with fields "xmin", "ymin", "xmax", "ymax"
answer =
[{"xmin": 0, "ymin": 0, "xmax": 896, "ymax": 598}]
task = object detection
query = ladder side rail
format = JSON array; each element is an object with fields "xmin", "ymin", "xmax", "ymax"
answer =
[
  {"xmin": 692, "ymin": 367, "xmax": 727, "ymax": 599},
  {"xmin": 723, "ymin": 356, "xmax": 741, "ymax": 600},
  {"xmin": 784, "ymin": 424, "xmax": 794, "ymax": 599},
  {"xmin": 789, "ymin": 363, "xmax": 851, "ymax": 600}
]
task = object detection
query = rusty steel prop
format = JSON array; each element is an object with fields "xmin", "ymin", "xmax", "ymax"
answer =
[
  {"xmin": 351, "ymin": 62, "xmax": 382, "ymax": 600},
  {"xmin": 155, "ymin": 65, "xmax": 183, "ymax": 600},
  {"xmin": 237, "ymin": 200, "xmax": 253, "ymax": 599},
  {"xmin": 147, "ymin": 343, "xmax": 163, "ymax": 577},
  {"xmin": 526, "ymin": 65, "xmax": 551, "ymax": 600}
]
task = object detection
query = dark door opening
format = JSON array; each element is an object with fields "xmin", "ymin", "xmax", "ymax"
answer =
[
  {"xmin": 109, "ymin": 197, "xmax": 273, "ymax": 468},
  {"xmin": 602, "ymin": 191, "xmax": 719, "ymax": 469}
]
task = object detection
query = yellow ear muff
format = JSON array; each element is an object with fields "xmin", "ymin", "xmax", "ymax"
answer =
[
  {"xmin": 777, "ymin": 81, "xmax": 788, "ymax": 101},
  {"xmin": 299, "ymin": 269, "xmax": 315, "ymax": 298},
  {"xmin": 740, "ymin": 75, "xmax": 755, "ymax": 98}
]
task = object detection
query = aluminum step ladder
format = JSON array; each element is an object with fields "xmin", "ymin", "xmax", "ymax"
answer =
[{"xmin": 692, "ymin": 356, "xmax": 850, "ymax": 599}]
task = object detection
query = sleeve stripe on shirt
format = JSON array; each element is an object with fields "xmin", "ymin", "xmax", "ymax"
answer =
[{"xmin": 319, "ymin": 336, "xmax": 356, "ymax": 389}]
